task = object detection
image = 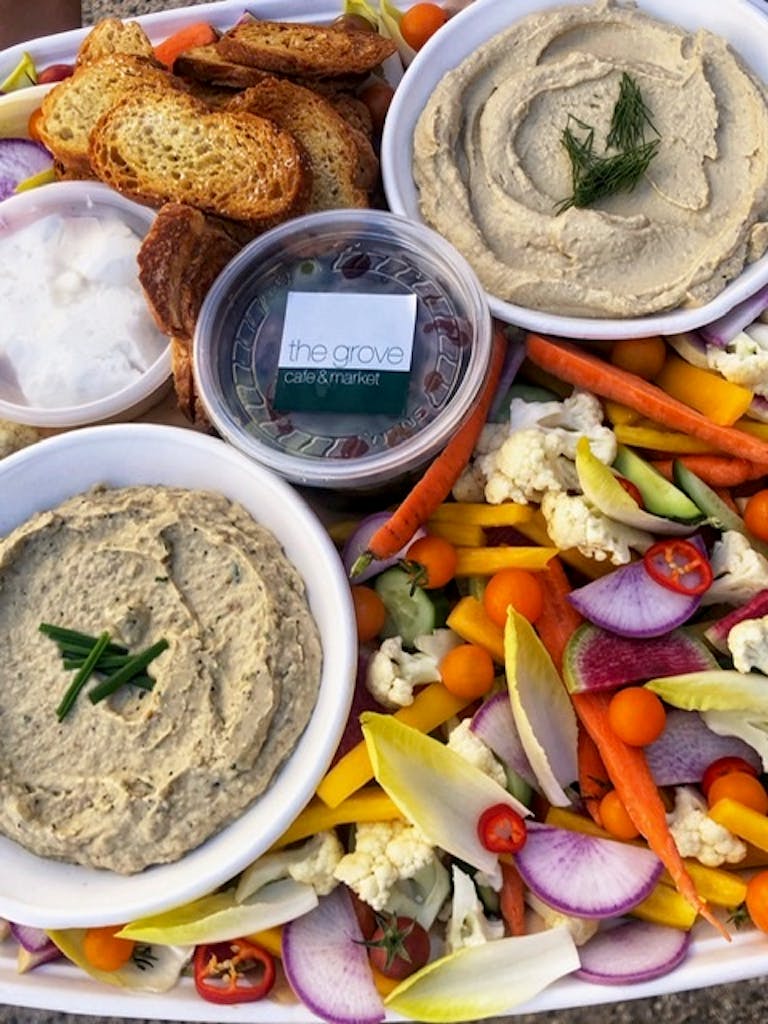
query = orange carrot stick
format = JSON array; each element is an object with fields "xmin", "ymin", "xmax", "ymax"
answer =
[
  {"xmin": 525, "ymin": 333, "xmax": 768, "ymax": 465},
  {"xmin": 535, "ymin": 560, "xmax": 729, "ymax": 939},
  {"xmin": 153, "ymin": 22, "xmax": 218, "ymax": 68},
  {"xmin": 499, "ymin": 858, "xmax": 527, "ymax": 937},
  {"xmin": 651, "ymin": 455, "xmax": 768, "ymax": 488},
  {"xmin": 351, "ymin": 325, "xmax": 508, "ymax": 575},
  {"xmin": 577, "ymin": 724, "xmax": 610, "ymax": 827}
]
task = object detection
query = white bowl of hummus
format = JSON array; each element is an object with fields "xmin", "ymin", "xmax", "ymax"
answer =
[
  {"xmin": 382, "ymin": 0, "xmax": 768, "ymax": 339},
  {"xmin": 0, "ymin": 423, "xmax": 356, "ymax": 927},
  {"xmin": 0, "ymin": 180, "xmax": 171, "ymax": 426}
]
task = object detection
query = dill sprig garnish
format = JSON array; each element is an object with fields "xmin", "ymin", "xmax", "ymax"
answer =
[
  {"xmin": 606, "ymin": 72, "xmax": 658, "ymax": 151},
  {"xmin": 556, "ymin": 73, "xmax": 660, "ymax": 213}
]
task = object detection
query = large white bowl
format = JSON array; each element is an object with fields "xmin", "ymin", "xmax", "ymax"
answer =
[
  {"xmin": 382, "ymin": 0, "xmax": 768, "ymax": 340},
  {"xmin": 0, "ymin": 423, "xmax": 357, "ymax": 928}
]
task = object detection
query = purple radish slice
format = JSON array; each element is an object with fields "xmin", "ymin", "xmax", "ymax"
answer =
[
  {"xmin": 469, "ymin": 691, "xmax": 538, "ymax": 789},
  {"xmin": 704, "ymin": 588, "xmax": 768, "ymax": 652},
  {"xmin": 282, "ymin": 886, "xmax": 385, "ymax": 1024},
  {"xmin": 514, "ymin": 824, "xmax": 663, "ymax": 919},
  {"xmin": 0, "ymin": 139, "xmax": 52, "ymax": 201},
  {"xmin": 17, "ymin": 943, "xmax": 62, "ymax": 973},
  {"xmin": 575, "ymin": 919, "xmax": 691, "ymax": 985},
  {"xmin": 9, "ymin": 922, "xmax": 53, "ymax": 952},
  {"xmin": 700, "ymin": 284, "xmax": 768, "ymax": 347},
  {"xmin": 568, "ymin": 559, "xmax": 702, "ymax": 638},
  {"xmin": 645, "ymin": 708, "xmax": 761, "ymax": 785},
  {"xmin": 563, "ymin": 624, "xmax": 718, "ymax": 693},
  {"xmin": 342, "ymin": 511, "xmax": 426, "ymax": 583}
]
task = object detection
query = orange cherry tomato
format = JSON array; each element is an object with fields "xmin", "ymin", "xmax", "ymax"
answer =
[
  {"xmin": 701, "ymin": 756, "xmax": 759, "ymax": 799},
  {"xmin": 400, "ymin": 2, "xmax": 447, "ymax": 50},
  {"xmin": 403, "ymin": 535, "xmax": 457, "ymax": 589},
  {"xmin": 746, "ymin": 870, "xmax": 768, "ymax": 932},
  {"xmin": 482, "ymin": 568, "xmax": 544, "ymax": 627},
  {"xmin": 82, "ymin": 926, "xmax": 135, "ymax": 972},
  {"xmin": 439, "ymin": 643, "xmax": 495, "ymax": 700},
  {"xmin": 598, "ymin": 789, "xmax": 639, "ymax": 840},
  {"xmin": 609, "ymin": 337, "xmax": 667, "ymax": 380},
  {"xmin": 707, "ymin": 771, "xmax": 768, "ymax": 815},
  {"xmin": 744, "ymin": 489, "xmax": 768, "ymax": 543},
  {"xmin": 607, "ymin": 687, "xmax": 667, "ymax": 747},
  {"xmin": 351, "ymin": 584, "xmax": 387, "ymax": 643}
]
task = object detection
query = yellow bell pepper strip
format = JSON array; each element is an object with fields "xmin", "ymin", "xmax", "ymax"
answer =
[
  {"xmin": 272, "ymin": 787, "xmax": 400, "ymax": 849},
  {"xmin": 446, "ymin": 596, "xmax": 504, "ymax": 663},
  {"xmin": 736, "ymin": 419, "xmax": 768, "ymax": 442},
  {"xmin": 631, "ymin": 883, "xmax": 697, "ymax": 930},
  {"xmin": 602, "ymin": 400, "xmax": 641, "ymax": 425},
  {"xmin": 654, "ymin": 353, "xmax": 754, "ymax": 426},
  {"xmin": 316, "ymin": 683, "xmax": 472, "ymax": 808},
  {"xmin": 428, "ymin": 502, "xmax": 534, "ymax": 527},
  {"xmin": 244, "ymin": 926, "xmax": 283, "ymax": 958},
  {"xmin": 454, "ymin": 545, "xmax": 557, "ymax": 576},
  {"xmin": 613, "ymin": 424, "xmax": 717, "ymax": 454},
  {"xmin": 424, "ymin": 520, "xmax": 486, "ymax": 548},
  {"xmin": 709, "ymin": 797, "xmax": 768, "ymax": 853}
]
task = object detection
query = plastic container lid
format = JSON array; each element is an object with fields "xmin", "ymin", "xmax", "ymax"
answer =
[{"xmin": 194, "ymin": 209, "xmax": 492, "ymax": 490}]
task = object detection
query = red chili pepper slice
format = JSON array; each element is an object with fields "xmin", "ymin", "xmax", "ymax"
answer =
[
  {"xmin": 477, "ymin": 803, "xmax": 527, "ymax": 854},
  {"xmin": 193, "ymin": 937, "xmax": 275, "ymax": 1005},
  {"xmin": 642, "ymin": 539, "xmax": 713, "ymax": 596}
]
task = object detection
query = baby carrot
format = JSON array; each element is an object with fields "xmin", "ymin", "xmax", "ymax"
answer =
[
  {"xmin": 525, "ymin": 333, "xmax": 768, "ymax": 465},
  {"xmin": 351, "ymin": 324, "xmax": 507, "ymax": 576},
  {"xmin": 153, "ymin": 21, "xmax": 218, "ymax": 68},
  {"xmin": 650, "ymin": 455, "xmax": 768, "ymax": 488}
]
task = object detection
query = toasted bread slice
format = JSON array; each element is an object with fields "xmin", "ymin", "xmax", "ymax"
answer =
[
  {"xmin": 137, "ymin": 202, "xmax": 243, "ymax": 340},
  {"xmin": 228, "ymin": 77, "xmax": 374, "ymax": 210},
  {"xmin": 76, "ymin": 17, "xmax": 157, "ymax": 66},
  {"xmin": 173, "ymin": 43, "xmax": 272, "ymax": 89},
  {"xmin": 327, "ymin": 93, "xmax": 373, "ymax": 139},
  {"xmin": 218, "ymin": 20, "xmax": 396, "ymax": 78},
  {"xmin": 38, "ymin": 54, "xmax": 176, "ymax": 176},
  {"xmin": 170, "ymin": 336, "xmax": 211, "ymax": 429},
  {"xmin": 89, "ymin": 89, "xmax": 312, "ymax": 225}
]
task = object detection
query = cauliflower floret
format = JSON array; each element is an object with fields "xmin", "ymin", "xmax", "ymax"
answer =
[
  {"xmin": 525, "ymin": 891, "xmax": 598, "ymax": 947},
  {"xmin": 236, "ymin": 831, "xmax": 343, "ymax": 901},
  {"xmin": 667, "ymin": 786, "xmax": 746, "ymax": 867},
  {"xmin": 366, "ymin": 636, "xmax": 442, "ymax": 709},
  {"xmin": 727, "ymin": 615, "xmax": 768, "ymax": 675},
  {"xmin": 541, "ymin": 492, "xmax": 653, "ymax": 565},
  {"xmin": 510, "ymin": 390, "xmax": 616, "ymax": 465},
  {"xmin": 707, "ymin": 327, "xmax": 768, "ymax": 398},
  {"xmin": 480, "ymin": 429, "xmax": 578, "ymax": 505},
  {"xmin": 447, "ymin": 718, "xmax": 507, "ymax": 788},
  {"xmin": 445, "ymin": 865, "xmax": 504, "ymax": 953},
  {"xmin": 701, "ymin": 531, "xmax": 768, "ymax": 606},
  {"xmin": 333, "ymin": 821, "xmax": 435, "ymax": 912},
  {"xmin": 0, "ymin": 419, "xmax": 41, "ymax": 460}
]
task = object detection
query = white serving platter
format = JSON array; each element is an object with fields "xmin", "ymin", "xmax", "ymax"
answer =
[{"xmin": 1, "ymin": 1, "xmax": 768, "ymax": 1020}]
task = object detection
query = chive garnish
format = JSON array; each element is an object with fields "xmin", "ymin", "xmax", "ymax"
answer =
[
  {"xmin": 88, "ymin": 639, "xmax": 169, "ymax": 705},
  {"xmin": 556, "ymin": 72, "xmax": 660, "ymax": 213},
  {"xmin": 55, "ymin": 631, "xmax": 112, "ymax": 721}
]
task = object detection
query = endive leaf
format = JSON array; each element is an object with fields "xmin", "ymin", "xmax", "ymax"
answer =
[
  {"xmin": 117, "ymin": 878, "xmax": 317, "ymax": 945},
  {"xmin": 504, "ymin": 607, "xmax": 578, "ymax": 805},
  {"xmin": 47, "ymin": 930, "xmax": 191, "ymax": 992},
  {"xmin": 576, "ymin": 437, "xmax": 693, "ymax": 536},
  {"xmin": 385, "ymin": 927, "xmax": 580, "ymax": 1021},
  {"xmin": 647, "ymin": 670, "xmax": 768, "ymax": 713},
  {"xmin": 361, "ymin": 712, "xmax": 529, "ymax": 886}
]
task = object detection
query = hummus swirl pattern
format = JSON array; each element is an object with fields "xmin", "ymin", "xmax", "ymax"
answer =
[
  {"xmin": 0, "ymin": 485, "xmax": 321, "ymax": 874},
  {"xmin": 413, "ymin": 0, "xmax": 768, "ymax": 317}
]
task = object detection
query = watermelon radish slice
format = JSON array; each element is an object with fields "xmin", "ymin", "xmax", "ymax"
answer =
[
  {"xmin": 575, "ymin": 920, "xmax": 691, "ymax": 985},
  {"xmin": 644, "ymin": 708, "xmax": 762, "ymax": 785},
  {"xmin": 703, "ymin": 588, "xmax": 768, "ymax": 652},
  {"xmin": 514, "ymin": 824, "xmax": 663, "ymax": 919},
  {"xmin": 562, "ymin": 624, "xmax": 718, "ymax": 693},
  {"xmin": 568, "ymin": 559, "xmax": 703, "ymax": 638}
]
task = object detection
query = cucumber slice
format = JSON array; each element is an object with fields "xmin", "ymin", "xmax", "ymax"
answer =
[
  {"xmin": 613, "ymin": 445, "xmax": 703, "ymax": 522},
  {"xmin": 673, "ymin": 460, "xmax": 768, "ymax": 559},
  {"xmin": 374, "ymin": 567, "xmax": 441, "ymax": 646}
]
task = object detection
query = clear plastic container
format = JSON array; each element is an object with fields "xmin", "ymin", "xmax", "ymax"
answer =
[{"xmin": 194, "ymin": 209, "xmax": 492, "ymax": 490}]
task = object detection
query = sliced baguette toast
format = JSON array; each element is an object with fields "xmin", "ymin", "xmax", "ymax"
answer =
[
  {"xmin": 39, "ymin": 54, "xmax": 177, "ymax": 177},
  {"xmin": 173, "ymin": 43, "xmax": 273, "ymax": 89},
  {"xmin": 89, "ymin": 89, "xmax": 312, "ymax": 225},
  {"xmin": 228, "ymin": 77, "xmax": 375, "ymax": 210},
  {"xmin": 218, "ymin": 20, "xmax": 396, "ymax": 78},
  {"xmin": 75, "ymin": 17, "xmax": 157, "ymax": 66}
]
